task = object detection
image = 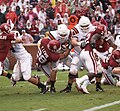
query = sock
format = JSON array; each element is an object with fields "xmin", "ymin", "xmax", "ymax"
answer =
[
  {"xmin": 6, "ymin": 73, "xmax": 12, "ymax": 79},
  {"xmin": 67, "ymin": 83, "xmax": 72, "ymax": 89},
  {"xmin": 50, "ymin": 80, "xmax": 55, "ymax": 88},
  {"xmin": 38, "ymin": 83, "xmax": 45, "ymax": 88},
  {"xmin": 96, "ymin": 82, "xmax": 101, "ymax": 88}
]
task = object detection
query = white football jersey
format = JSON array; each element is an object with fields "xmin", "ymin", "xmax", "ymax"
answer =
[
  {"xmin": 115, "ymin": 35, "xmax": 120, "ymax": 48},
  {"xmin": 11, "ymin": 31, "xmax": 29, "ymax": 61},
  {"xmin": 48, "ymin": 30, "xmax": 70, "ymax": 44}
]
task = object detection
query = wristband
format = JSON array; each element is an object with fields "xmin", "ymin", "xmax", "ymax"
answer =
[
  {"xmin": 77, "ymin": 42, "xmax": 81, "ymax": 46},
  {"xmin": 11, "ymin": 41, "xmax": 16, "ymax": 43}
]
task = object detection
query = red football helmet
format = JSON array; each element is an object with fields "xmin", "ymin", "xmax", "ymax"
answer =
[
  {"xmin": 0, "ymin": 23, "xmax": 11, "ymax": 34},
  {"xmin": 92, "ymin": 21, "xmax": 101, "ymax": 26},
  {"xmin": 47, "ymin": 40, "xmax": 61, "ymax": 52},
  {"xmin": 112, "ymin": 50, "xmax": 120, "ymax": 62},
  {"xmin": 95, "ymin": 24, "xmax": 105, "ymax": 35}
]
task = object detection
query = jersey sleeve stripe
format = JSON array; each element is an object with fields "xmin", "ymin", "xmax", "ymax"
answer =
[
  {"xmin": 72, "ymin": 27, "xmax": 79, "ymax": 34},
  {"xmin": 48, "ymin": 32, "xmax": 55, "ymax": 40}
]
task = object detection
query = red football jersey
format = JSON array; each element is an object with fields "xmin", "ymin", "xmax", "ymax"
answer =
[
  {"xmin": 109, "ymin": 50, "xmax": 120, "ymax": 67},
  {"xmin": 37, "ymin": 38, "xmax": 60, "ymax": 65},
  {"xmin": 109, "ymin": 57, "xmax": 119, "ymax": 67},
  {"xmin": 0, "ymin": 33, "xmax": 15, "ymax": 62},
  {"xmin": 84, "ymin": 31, "xmax": 96, "ymax": 51},
  {"xmin": 101, "ymin": 50, "xmax": 120, "ymax": 69}
]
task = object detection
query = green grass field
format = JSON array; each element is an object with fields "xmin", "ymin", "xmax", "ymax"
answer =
[{"xmin": 0, "ymin": 70, "xmax": 120, "ymax": 111}]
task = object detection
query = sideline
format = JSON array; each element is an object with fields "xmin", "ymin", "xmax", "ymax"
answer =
[
  {"xmin": 32, "ymin": 108, "xmax": 47, "ymax": 111},
  {"xmin": 83, "ymin": 100, "xmax": 120, "ymax": 111}
]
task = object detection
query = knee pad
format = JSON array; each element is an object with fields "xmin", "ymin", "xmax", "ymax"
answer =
[
  {"xmin": 68, "ymin": 73, "xmax": 78, "ymax": 79},
  {"xmin": 23, "ymin": 76, "xmax": 31, "ymax": 81},
  {"xmin": 69, "ymin": 64, "xmax": 78, "ymax": 75}
]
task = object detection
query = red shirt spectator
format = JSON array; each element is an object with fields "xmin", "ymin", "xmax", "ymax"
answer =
[
  {"xmin": 5, "ymin": 6, "xmax": 18, "ymax": 24},
  {"xmin": 29, "ymin": 24, "xmax": 39, "ymax": 36},
  {"xmin": 26, "ymin": 6, "xmax": 38, "ymax": 23},
  {"xmin": 54, "ymin": 1, "xmax": 70, "ymax": 18},
  {"xmin": 29, "ymin": 23, "xmax": 40, "ymax": 43}
]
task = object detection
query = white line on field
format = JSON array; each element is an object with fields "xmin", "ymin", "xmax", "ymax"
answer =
[
  {"xmin": 83, "ymin": 100, "xmax": 120, "ymax": 111},
  {"xmin": 57, "ymin": 80, "xmax": 65, "ymax": 83},
  {"xmin": 32, "ymin": 108, "xmax": 47, "ymax": 111}
]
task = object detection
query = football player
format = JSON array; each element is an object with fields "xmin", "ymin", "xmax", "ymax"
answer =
[
  {"xmin": 101, "ymin": 49, "xmax": 120, "ymax": 86},
  {"xmin": 75, "ymin": 25, "xmax": 106, "ymax": 94},
  {"xmin": 36, "ymin": 37, "xmax": 65, "ymax": 93},
  {"xmin": 0, "ymin": 23, "xmax": 22, "ymax": 80},
  {"xmin": 60, "ymin": 16, "xmax": 95, "ymax": 93},
  {"xmin": 100, "ymin": 35, "xmax": 120, "ymax": 85},
  {"xmin": 91, "ymin": 23, "xmax": 117, "ymax": 87},
  {"xmin": 47, "ymin": 24, "xmax": 72, "ymax": 67},
  {"xmin": 10, "ymin": 30, "xmax": 48, "ymax": 94},
  {"xmin": 47, "ymin": 24, "xmax": 73, "ymax": 92}
]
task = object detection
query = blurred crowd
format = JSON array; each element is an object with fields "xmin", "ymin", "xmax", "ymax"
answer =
[{"xmin": 0, "ymin": 0, "xmax": 120, "ymax": 43}]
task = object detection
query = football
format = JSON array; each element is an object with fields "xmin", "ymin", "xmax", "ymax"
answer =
[{"xmin": 116, "ymin": 81, "xmax": 120, "ymax": 87}]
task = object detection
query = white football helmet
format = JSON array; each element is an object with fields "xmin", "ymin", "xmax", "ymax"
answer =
[
  {"xmin": 115, "ymin": 35, "xmax": 120, "ymax": 48},
  {"xmin": 79, "ymin": 16, "xmax": 91, "ymax": 32},
  {"xmin": 57, "ymin": 24, "xmax": 69, "ymax": 43}
]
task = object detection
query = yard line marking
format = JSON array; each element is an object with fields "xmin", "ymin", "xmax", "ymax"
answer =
[
  {"xmin": 83, "ymin": 100, "xmax": 120, "ymax": 111},
  {"xmin": 32, "ymin": 108, "xmax": 47, "ymax": 111},
  {"xmin": 57, "ymin": 80, "xmax": 65, "ymax": 83}
]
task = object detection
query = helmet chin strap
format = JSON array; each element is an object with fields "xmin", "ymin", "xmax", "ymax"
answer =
[{"xmin": 81, "ymin": 29, "xmax": 89, "ymax": 33}]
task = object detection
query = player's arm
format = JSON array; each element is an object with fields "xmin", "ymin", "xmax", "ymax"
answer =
[
  {"xmin": 6, "ymin": 33, "xmax": 16, "ymax": 40},
  {"xmin": 71, "ymin": 34, "xmax": 81, "ymax": 46},
  {"xmin": 59, "ymin": 49, "xmax": 71, "ymax": 59},
  {"xmin": 37, "ymin": 39, "xmax": 42, "ymax": 49},
  {"xmin": 10, "ymin": 32, "xmax": 24, "ymax": 43},
  {"xmin": 11, "ymin": 37, "xmax": 24, "ymax": 43}
]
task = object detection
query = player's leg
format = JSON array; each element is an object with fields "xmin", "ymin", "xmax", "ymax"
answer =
[
  {"xmin": 40, "ymin": 63, "xmax": 57, "ymax": 93},
  {"xmin": 102, "ymin": 68, "xmax": 116, "ymax": 85},
  {"xmin": 22, "ymin": 55, "xmax": 48, "ymax": 94},
  {"xmin": 0, "ymin": 61, "xmax": 12, "ymax": 79},
  {"xmin": 60, "ymin": 56, "xmax": 80, "ymax": 93}
]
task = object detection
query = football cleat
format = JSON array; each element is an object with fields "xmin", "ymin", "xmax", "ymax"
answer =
[
  {"xmin": 40, "ymin": 86, "xmax": 49, "ymax": 94},
  {"xmin": 60, "ymin": 86, "xmax": 71, "ymax": 93},
  {"xmin": 50, "ymin": 87, "xmax": 56, "ymax": 93},
  {"xmin": 75, "ymin": 83, "xmax": 89, "ymax": 94},
  {"xmin": 96, "ymin": 84, "xmax": 104, "ymax": 92},
  {"xmin": 33, "ymin": 75, "xmax": 40, "ymax": 83},
  {"xmin": 96, "ymin": 86, "xmax": 104, "ymax": 92},
  {"xmin": 81, "ymin": 86, "xmax": 89, "ymax": 94}
]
